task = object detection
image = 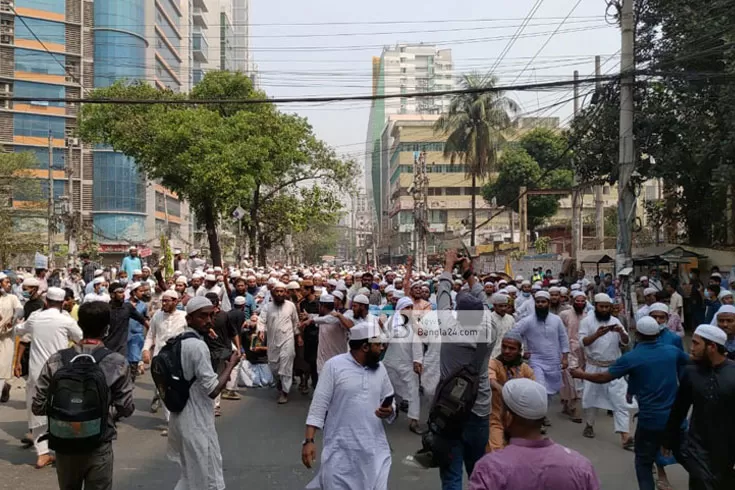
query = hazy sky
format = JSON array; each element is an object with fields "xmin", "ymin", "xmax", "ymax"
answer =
[{"xmin": 250, "ymin": 0, "xmax": 620, "ymax": 168}]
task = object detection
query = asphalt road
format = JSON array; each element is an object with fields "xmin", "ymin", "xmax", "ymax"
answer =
[{"xmin": 0, "ymin": 372, "xmax": 690, "ymax": 489}]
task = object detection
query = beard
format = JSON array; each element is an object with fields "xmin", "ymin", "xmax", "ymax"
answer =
[
  {"xmin": 365, "ymin": 350, "xmax": 381, "ymax": 370},
  {"xmin": 594, "ymin": 311, "xmax": 612, "ymax": 322},
  {"xmin": 573, "ymin": 304, "xmax": 585, "ymax": 313},
  {"xmin": 535, "ymin": 307, "xmax": 550, "ymax": 321}
]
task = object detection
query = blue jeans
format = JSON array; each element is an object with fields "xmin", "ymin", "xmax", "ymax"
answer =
[
  {"xmin": 634, "ymin": 426, "xmax": 665, "ymax": 490},
  {"xmin": 439, "ymin": 413, "xmax": 490, "ymax": 490}
]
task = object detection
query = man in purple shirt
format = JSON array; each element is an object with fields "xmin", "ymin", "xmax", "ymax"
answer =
[{"xmin": 469, "ymin": 378, "xmax": 600, "ymax": 490}]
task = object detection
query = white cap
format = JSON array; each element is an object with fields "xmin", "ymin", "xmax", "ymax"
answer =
[
  {"xmin": 22, "ymin": 277, "xmax": 40, "ymax": 287},
  {"xmin": 175, "ymin": 276, "xmax": 188, "ymax": 285},
  {"xmin": 162, "ymin": 290, "xmax": 179, "ymax": 300},
  {"xmin": 46, "ymin": 287, "xmax": 66, "ymax": 302},
  {"xmin": 490, "ymin": 293, "xmax": 509, "ymax": 305},
  {"xmin": 95, "ymin": 269, "xmax": 105, "ymax": 276},
  {"xmin": 498, "ymin": 280, "xmax": 508, "ymax": 286},
  {"xmin": 502, "ymin": 378, "xmax": 548, "ymax": 420},
  {"xmin": 644, "ymin": 287, "xmax": 658, "ymax": 297},
  {"xmin": 129, "ymin": 246, "xmax": 137, "ymax": 251},
  {"xmin": 515, "ymin": 275, "xmax": 524, "ymax": 282},
  {"xmin": 640, "ymin": 276, "xmax": 649, "ymax": 282},
  {"xmin": 535, "ymin": 291, "xmax": 550, "ymax": 300},
  {"xmin": 549, "ymin": 286, "xmax": 561, "ymax": 293},
  {"xmin": 332, "ymin": 290, "xmax": 344, "ymax": 301},
  {"xmin": 129, "ymin": 281, "xmax": 143, "ymax": 291},
  {"xmin": 570, "ymin": 284, "xmax": 581, "ymax": 291},
  {"xmin": 320, "ymin": 294, "xmax": 335, "ymax": 303},
  {"xmin": 694, "ymin": 324, "xmax": 727, "ymax": 346},
  {"xmin": 93, "ymin": 276, "xmax": 106, "ymax": 285},
  {"xmin": 205, "ymin": 274, "xmax": 217, "ymax": 282},
  {"xmin": 214, "ymin": 266, "xmax": 223, "ymax": 273},
  {"xmin": 521, "ymin": 280, "xmax": 531, "ymax": 286},
  {"xmin": 273, "ymin": 281, "xmax": 287, "ymax": 290},
  {"xmin": 174, "ymin": 249, "xmax": 182, "ymax": 255},
  {"xmin": 327, "ymin": 279, "xmax": 338, "ymax": 287},
  {"xmin": 549, "ymin": 279, "xmax": 560, "ymax": 286},
  {"xmin": 286, "ymin": 281, "xmax": 301, "ymax": 290},
  {"xmin": 142, "ymin": 266, "xmax": 151, "ymax": 272},
  {"xmin": 506, "ymin": 285, "xmax": 518, "ymax": 294},
  {"xmin": 185, "ymin": 296, "xmax": 214, "ymax": 314},
  {"xmin": 594, "ymin": 293, "xmax": 612, "ymax": 304},
  {"xmin": 132, "ymin": 269, "xmax": 142, "ymax": 276},
  {"xmin": 636, "ymin": 316, "xmax": 661, "ymax": 335},
  {"xmin": 649, "ymin": 302, "xmax": 669, "ymax": 314},
  {"xmin": 349, "ymin": 321, "xmax": 381, "ymax": 341},
  {"xmin": 352, "ymin": 294, "xmax": 369, "ymax": 305},
  {"xmin": 719, "ymin": 289, "xmax": 733, "ymax": 300},
  {"xmin": 0, "ymin": 273, "xmax": 6, "ymax": 281},
  {"xmin": 560, "ymin": 287, "xmax": 569, "ymax": 295},
  {"xmin": 233, "ymin": 296, "xmax": 247, "ymax": 306},
  {"xmin": 571, "ymin": 290, "xmax": 586, "ymax": 299}
]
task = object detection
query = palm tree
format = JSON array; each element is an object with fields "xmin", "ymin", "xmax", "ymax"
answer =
[{"xmin": 434, "ymin": 72, "xmax": 519, "ymax": 246}]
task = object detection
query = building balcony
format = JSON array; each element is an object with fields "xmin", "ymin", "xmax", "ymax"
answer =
[
  {"xmin": 193, "ymin": 69, "xmax": 204, "ymax": 85},
  {"xmin": 192, "ymin": 28, "xmax": 209, "ymax": 63},
  {"xmin": 192, "ymin": 8, "xmax": 208, "ymax": 28},
  {"xmin": 192, "ymin": 0, "xmax": 208, "ymax": 12}
]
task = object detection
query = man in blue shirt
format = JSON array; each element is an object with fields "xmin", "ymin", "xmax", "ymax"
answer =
[
  {"xmin": 571, "ymin": 316, "xmax": 689, "ymax": 490},
  {"xmin": 229, "ymin": 277, "xmax": 255, "ymax": 318},
  {"xmin": 126, "ymin": 281, "xmax": 150, "ymax": 382},
  {"xmin": 121, "ymin": 246, "xmax": 143, "ymax": 280}
]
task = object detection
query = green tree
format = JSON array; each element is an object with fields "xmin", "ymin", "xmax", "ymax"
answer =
[
  {"xmin": 518, "ymin": 127, "xmax": 572, "ymax": 171},
  {"xmin": 483, "ymin": 146, "xmax": 573, "ymax": 233},
  {"xmin": 434, "ymin": 72, "xmax": 519, "ymax": 246},
  {"xmin": 0, "ymin": 152, "xmax": 45, "ymax": 268}
]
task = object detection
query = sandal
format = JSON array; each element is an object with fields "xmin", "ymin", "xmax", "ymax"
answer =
[
  {"xmin": 214, "ymin": 407, "xmax": 222, "ymax": 417},
  {"xmin": 622, "ymin": 438, "xmax": 635, "ymax": 451},
  {"xmin": 582, "ymin": 425, "xmax": 595, "ymax": 439}
]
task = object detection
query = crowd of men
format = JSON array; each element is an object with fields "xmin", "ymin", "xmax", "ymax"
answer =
[{"xmin": 0, "ymin": 244, "xmax": 734, "ymax": 490}]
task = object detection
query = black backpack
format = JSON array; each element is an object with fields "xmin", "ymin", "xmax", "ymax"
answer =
[
  {"xmin": 151, "ymin": 332, "xmax": 199, "ymax": 413},
  {"xmin": 46, "ymin": 347, "xmax": 112, "ymax": 454}
]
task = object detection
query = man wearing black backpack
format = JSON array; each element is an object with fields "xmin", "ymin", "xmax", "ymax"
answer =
[{"xmin": 32, "ymin": 301, "xmax": 134, "ymax": 489}]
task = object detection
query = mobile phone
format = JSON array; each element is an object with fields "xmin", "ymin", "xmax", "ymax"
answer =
[{"xmin": 381, "ymin": 395, "xmax": 394, "ymax": 408}]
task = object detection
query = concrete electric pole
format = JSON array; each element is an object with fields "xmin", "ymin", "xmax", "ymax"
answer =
[
  {"xmin": 617, "ymin": 0, "xmax": 636, "ymax": 305},
  {"xmin": 571, "ymin": 70, "xmax": 582, "ymax": 265},
  {"xmin": 47, "ymin": 130, "xmax": 55, "ymax": 266},
  {"xmin": 412, "ymin": 151, "xmax": 428, "ymax": 272},
  {"xmin": 594, "ymin": 55, "xmax": 605, "ymax": 250}
]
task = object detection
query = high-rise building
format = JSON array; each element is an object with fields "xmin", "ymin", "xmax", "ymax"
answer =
[
  {"xmin": 365, "ymin": 44, "xmax": 455, "ymax": 237},
  {"xmin": 231, "ymin": 0, "xmax": 249, "ymax": 73},
  {"xmin": 192, "ymin": 0, "xmax": 249, "ymax": 83},
  {"xmin": 0, "ymin": 0, "xmax": 194, "ymax": 262}
]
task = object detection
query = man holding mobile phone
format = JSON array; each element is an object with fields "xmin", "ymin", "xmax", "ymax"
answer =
[{"xmin": 301, "ymin": 320, "xmax": 396, "ymax": 489}]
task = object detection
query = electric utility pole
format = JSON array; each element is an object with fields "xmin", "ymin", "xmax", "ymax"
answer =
[
  {"xmin": 617, "ymin": 0, "xmax": 636, "ymax": 310},
  {"xmin": 412, "ymin": 151, "xmax": 428, "ymax": 271},
  {"xmin": 571, "ymin": 70, "xmax": 582, "ymax": 265},
  {"xmin": 594, "ymin": 55, "xmax": 605, "ymax": 249},
  {"xmin": 47, "ymin": 130, "xmax": 55, "ymax": 266}
]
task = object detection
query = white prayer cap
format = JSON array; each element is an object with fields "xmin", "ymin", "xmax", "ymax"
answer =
[
  {"xmin": 719, "ymin": 289, "xmax": 733, "ymax": 300},
  {"xmin": 498, "ymin": 280, "xmax": 508, "ymax": 286},
  {"xmin": 507, "ymin": 285, "xmax": 518, "ymax": 294},
  {"xmin": 162, "ymin": 290, "xmax": 179, "ymax": 300},
  {"xmin": 640, "ymin": 276, "xmax": 649, "ymax": 282},
  {"xmin": 332, "ymin": 290, "xmax": 344, "ymax": 301},
  {"xmin": 192, "ymin": 272, "xmax": 204, "ymax": 279},
  {"xmin": 394, "ymin": 278, "xmax": 403, "ymax": 285},
  {"xmin": 379, "ymin": 281, "xmax": 388, "ymax": 287},
  {"xmin": 349, "ymin": 321, "xmax": 381, "ymax": 341},
  {"xmin": 521, "ymin": 280, "xmax": 531, "ymax": 286},
  {"xmin": 533, "ymin": 281, "xmax": 543, "ymax": 288},
  {"xmin": 174, "ymin": 249, "xmax": 182, "ymax": 255},
  {"xmin": 23, "ymin": 277, "xmax": 41, "ymax": 288},
  {"xmin": 95, "ymin": 269, "xmax": 105, "ymax": 276},
  {"xmin": 286, "ymin": 281, "xmax": 301, "ymax": 290},
  {"xmin": 694, "ymin": 324, "xmax": 727, "ymax": 346},
  {"xmin": 711, "ymin": 272, "xmax": 722, "ymax": 278},
  {"xmin": 393, "ymin": 290, "xmax": 405, "ymax": 299},
  {"xmin": 649, "ymin": 302, "xmax": 669, "ymax": 314},
  {"xmin": 175, "ymin": 276, "xmax": 188, "ymax": 285},
  {"xmin": 214, "ymin": 266, "xmax": 223, "ymax": 273},
  {"xmin": 129, "ymin": 281, "xmax": 143, "ymax": 291},
  {"xmin": 717, "ymin": 305, "xmax": 735, "ymax": 315},
  {"xmin": 594, "ymin": 293, "xmax": 613, "ymax": 304},
  {"xmin": 571, "ymin": 290, "xmax": 586, "ymax": 299},
  {"xmin": 205, "ymin": 274, "xmax": 217, "ymax": 282},
  {"xmin": 231, "ymin": 271, "xmax": 241, "ymax": 279},
  {"xmin": 267, "ymin": 278, "xmax": 277, "ymax": 285},
  {"xmin": 273, "ymin": 281, "xmax": 287, "ymax": 290},
  {"xmin": 0, "ymin": 273, "xmax": 6, "ymax": 281},
  {"xmin": 358, "ymin": 287, "xmax": 371, "ymax": 296},
  {"xmin": 550, "ymin": 279, "xmax": 560, "ymax": 286},
  {"xmin": 132, "ymin": 269, "xmax": 142, "ymax": 276},
  {"xmin": 189, "ymin": 250, "xmax": 198, "ymax": 257},
  {"xmin": 570, "ymin": 284, "xmax": 581, "ymax": 291},
  {"xmin": 498, "ymin": 288, "xmax": 509, "ymax": 295},
  {"xmin": 233, "ymin": 296, "xmax": 247, "ymax": 306},
  {"xmin": 484, "ymin": 281, "xmax": 495, "ymax": 287},
  {"xmin": 129, "ymin": 246, "xmax": 137, "ymax": 251},
  {"xmin": 246, "ymin": 275, "xmax": 257, "ymax": 281},
  {"xmin": 560, "ymin": 287, "xmax": 569, "ymax": 295},
  {"xmin": 454, "ymin": 279, "xmax": 463, "ymax": 285},
  {"xmin": 142, "ymin": 266, "xmax": 151, "ymax": 272},
  {"xmin": 185, "ymin": 296, "xmax": 214, "ymax": 314},
  {"xmin": 327, "ymin": 279, "xmax": 338, "ymax": 287},
  {"xmin": 385, "ymin": 285, "xmax": 395, "ymax": 294},
  {"xmin": 352, "ymin": 294, "xmax": 369, "ymax": 305},
  {"xmin": 549, "ymin": 286, "xmax": 561, "ymax": 293},
  {"xmin": 491, "ymin": 293, "xmax": 509, "ymax": 305},
  {"xmin": 643, "ymin": 287, "xmax": 658, "ymax": 297},
  {"xmin": 173, "ymin": 270, "xmax": 182, "ymax": 277},
  {"xmin": 535, "ymin": 291, "xmax": 550, "ymax": 300},
  {"xmin": 515, "ymin": 275, "xmax": 524, "ymax": 282},
  {"xmin": 93, "ymin": 276, "xmax": 106, "ymax": 285},
  {"xmin": 46, "ymin": 287, "xmax": 66, "ymax": 302},
  {"xmin": 502, "ymin": 378, "xmax": 548, "ymax": 420},
  {"xmin": 636, "ymin": 316, "xmax": 660, "ymax": 335},
  {"xmin": 320, "ymin": 294, "xmax": 335, "ymax": 303}
]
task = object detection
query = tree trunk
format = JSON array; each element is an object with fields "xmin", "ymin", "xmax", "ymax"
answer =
[
  {"xmin": 248, "ymin": 184, "xmax": 260, "ymax": 260},
  {"xmin": 257, "ymin": 235, "xmax": 268, "ymax": 266},
  {"xmin": 470, "ymin": 174, "xmax": 477, "ymax": 247},
  {"xmin": 202, "ymin": 200, "xmax": 222, "ymax": 266}
]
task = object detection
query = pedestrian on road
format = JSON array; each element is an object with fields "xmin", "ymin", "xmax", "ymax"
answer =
[
  {"xmin": 301, "ymin": 319, "xmax": 395, "ymax": 489},
  {"xmin": 559, "ymin": 291, "xmax": 587, "ymax": 423},
  {"xmin": 487, "ymin": 332, "xmax": 535, "ymax": 452},
  {"xmin": 0, "ymin": 272, "xmax": 22, "ymax": 403},
  {"xmin": 32, "ymin": 301, "xmax": 134, "ymax": 489},
  {"xmin": 571, "ymin": 316, "xmax": 689, "ymax": 490},
  {"xmin": 256, "ymin": 282, "xmax": 301, "ymax": 404},
  {"xmin": 469, "ymin": 378, "xmax": 600, "ymax": 490},
  {"xmin": 577, "ymin": 294, "xmax": 633, "ymax": 449},
  {"xmin": 204, "ymin": 293, "xmax": 241, "ymax": 416},
  {"xmin": 715, "ymin": 305, "xmax": 735, "ymax": 359},
  {"xmin": 168, "ymin": 296, "xmax": 240, "ymax": 490},
  {"xmin": 104, "ymin": 283, "xmax": 148, "ymax": 357},
  {"xmin": 120, "ymin": 247, "xmax": 142, "ymax": 281},
  {"xmin": 662, "ymin": 325, "xmax": 735, "ymax": 490}
]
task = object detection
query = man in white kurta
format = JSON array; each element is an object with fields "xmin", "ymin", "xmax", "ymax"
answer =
[
  {"xmin": 256, "ymin": 283, "xmax": 300, "ymax": 403},
  {"xmin": 578, "ymin": 293, "xmax": 632, "ymax": 446},
  {"xmin": 303, "ymin": 322, "xmax": 396, "ymax": 490},
  {"xmin": 15, "ymin": 287, "xmax": 83, "ymax": 467},
  {"xmin": 0, "ymin": 273, "xmax": 22, "ymax": 402},
  {"xmin": 489, "ymin": 294, "xmax": 516, "ymax": 359}
]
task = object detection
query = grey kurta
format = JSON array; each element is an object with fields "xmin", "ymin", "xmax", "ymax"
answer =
[{"xmin": 167, "ymin": 328, "xmax": 224, "ymax": 490}]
